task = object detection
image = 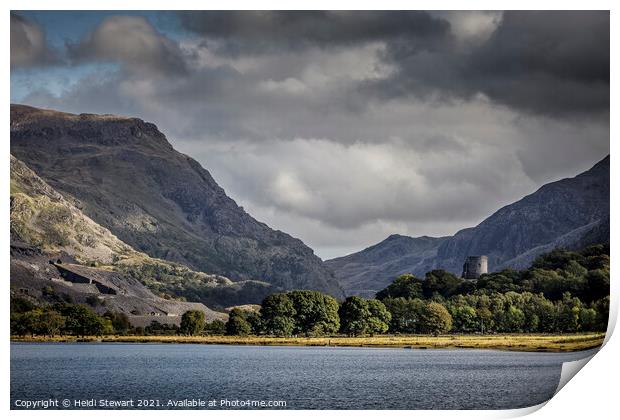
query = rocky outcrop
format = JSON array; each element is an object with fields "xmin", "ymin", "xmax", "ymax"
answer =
[{"xmin": 11, "ymin": 104, "xmax": 344, "ymax": 298}]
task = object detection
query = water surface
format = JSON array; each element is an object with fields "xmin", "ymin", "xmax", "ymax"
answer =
[{"xmin": 10, "ymin": 343, "xmax": 598, "ymax": 409}]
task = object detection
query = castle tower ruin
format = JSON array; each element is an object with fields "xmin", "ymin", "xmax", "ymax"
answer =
[{"xmin": 462, "ymin": 256, "xmax": 488, "ymax": 279}]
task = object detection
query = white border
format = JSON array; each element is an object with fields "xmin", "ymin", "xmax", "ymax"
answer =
[{"xmin": 3, "ymin": 2, "xmax": 617, "ymax": 420}]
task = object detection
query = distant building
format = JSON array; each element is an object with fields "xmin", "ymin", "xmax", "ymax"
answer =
[{"xmin": 462, "ymin": 256, "xmax": 488, "ymax": 279}]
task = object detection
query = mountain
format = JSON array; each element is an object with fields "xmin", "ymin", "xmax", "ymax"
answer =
[
  {"xmin": 11, "ymin": 152, "xmax": 276, "ymax": 309},
  {"xmin": 327, "ymin": 156, "xmax": 610, "ymax": 296},
  {"xmin": 10, "ymin": 104, "xmax": 344, "ymax": 299},
  {"xmin": 325, "ymin": 235, "xmax": 447, "ymax": 297},
  {"xmin": 435, "ymin": 155, "xmax": 609, "ymax": 272},
  {"xmin": 10, "ymin": 155, "xmax": 228, "ymax": 324}
]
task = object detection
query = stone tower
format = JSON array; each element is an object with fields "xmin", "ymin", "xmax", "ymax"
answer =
[{"xmin": 462, "ymin": 256, "xmax": 488, "ymax": 279}]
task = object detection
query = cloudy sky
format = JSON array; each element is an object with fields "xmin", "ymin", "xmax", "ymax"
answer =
[{"xmin": 10, "ymin": 11, "xmax": 610, "ymax": 259}]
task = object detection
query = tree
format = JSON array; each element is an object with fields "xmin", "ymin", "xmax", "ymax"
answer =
[
  {"xmin": 205, "ymin": 319, "xmax": 226, "ymax": 335},
  {"xmin": 287, "ymin": 290, "xmax": 339, "ymax": 336},
  {"xmin": 339, "ymin": 296, "xmax": 371, "ymax": 336},
  {"xmin": 366, "ymin": 299, "xmax": 391, "ymax": 335},
  {"xmin": 422, "ymin": 270, "xmax": 463, "ymax": 299},
  {"xmin": 36, "ymin": 310, "xmax": 65, "ymax": 336},
  {"xmin": 376, "ymin": 274, "xmax": 424, "ymax": 300},
  {"xmin": 580, "ymin": 307, "xmax": 598, "ymax": 331},
  {"xmin": 180, "ymin": 310, "xmax": 206, "ymax": 336},
  {"xmin": 593, "ymin": 296, "xmax": 609, "ymax": 331},
  {"xmin": 261, "ymin": 293, "xmax": 296, "ymax": 336},
  {"xmin": 556, "ymin": 293, "xmax": 582, "ymax": 333},
  {"xmin": 382, "ymin": 297, "xmax": 426, "ymax": 333},
  {"xmin": 225, "ymin": 309, "xmax": 251, "ymax": 336},
  {"xmin": 11, "ymin": 311, "xmax": 38, "ymax": 336},
  {"xmin": 104, "ymin": 312, "xmax": 131, "ymax": 335},
  {"xmin": 451, "ymin": 305, "xmax": 478, "ymax": 333},
  {"xmin": 244, "ymin": 310, "xmax": 263, "ymax": 335},
  {"xmin": 419, "ymin": 302, "xmax": 452, "ymax": 335},
  {"xmin": 521, "ymin": 293, "xmax": 554, "ymax": 332},
  {"xmin": 10, "ymin": 313, "xmax": 29, "ymax": 336},
  {"xmin": 475, "ymin": 270, "xmax": 521, "ymax": 294},
  {"xmin": 501, "ymin": 305, "xmax": 526, "ymax": 332},
  {"xmin": 58, "ymin": 304, "xmax": 107, "ymax": 336},
  {"xmin": 533, "ymin": 248, "xmax": 585, "ymax": 271},
  {"xmin": 11, "ymin": 296, "xmax": 35, "ymax": 313},
  {"xmin": 585, "ymin": 269, "xmax": 610, "ymax": 302},
  {"xmin": 476, "ymin": 307, "xmax": 493, "ymax": 333}
]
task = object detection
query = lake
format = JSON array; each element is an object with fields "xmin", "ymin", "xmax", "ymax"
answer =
[{"xmin": 10, "ymin": 343, "xmax": 598, "ymax": 410}]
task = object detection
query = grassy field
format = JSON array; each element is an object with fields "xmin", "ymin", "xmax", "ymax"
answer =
[{"xmin": 11, "ymin": 332, "xmax": 605, "ymax": 352}]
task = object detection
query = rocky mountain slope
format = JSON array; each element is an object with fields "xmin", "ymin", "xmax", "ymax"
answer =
[
  {"xmin": 325, "ymin": 235, "xmax": 447, "ymax": 297},
  {"xmin": 11, "ymin": 104, "xmax": 344, "ymax": 298},
  {"xmin": 327, "ymin": 156, "xmax": 609, "ymax": 296},
  {"xmin": 10, "ymin": 155, "xmax": 273, "ymax": 311},
  {"xmin": 435, "ymin": 155, "xmax": 609, "ymax": 273},
  {"xmin": 10, "ymin": 157, "xmax": 226, "ymax": 325},
  {"xmin": 10, "ymin": 243, "xmax": 227, "ymax": 327}
]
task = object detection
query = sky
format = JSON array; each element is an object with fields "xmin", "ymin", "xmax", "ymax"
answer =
[{"xmin": 10, "ymin": 11, "xmax": 610, "ymax": 259}]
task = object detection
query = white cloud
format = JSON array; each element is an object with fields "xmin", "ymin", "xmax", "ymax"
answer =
[
  {"xmin": 11, "ymin": 13, "xmax": 56, "ymax": 68},
  {"xmin": 68, "ymin": 15, "xmax": 187, "ymax": 75}
]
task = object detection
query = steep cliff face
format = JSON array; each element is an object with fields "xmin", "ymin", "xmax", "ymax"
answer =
[
  {"xmin": 327, "ymin": 156, "xmax": 609, "ymax": 296},
  {"xmin": 325, "ymin": 235, "xmax": 447, "ymax": 297},
  {"xmin": 11, "ymin": 104, "xmax": 344, "ymax": 298}
]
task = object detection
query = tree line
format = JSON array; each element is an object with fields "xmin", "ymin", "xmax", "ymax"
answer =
[
  {"xmin": 10, "ymin": 299, "xmax": 132, "ymax": 337},
  {"xmin": 373, "ymin": 244, "xmax": 609, "ymax": 334},
  {"xmin": 11, "ymin": 244, "xmax": 609, "ymax": 337}
]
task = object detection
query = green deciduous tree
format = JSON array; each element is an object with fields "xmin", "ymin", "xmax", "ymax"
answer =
[
  {"xmin": 381, "ymin": 297, "xmax": 425, "ymax": 333},
  {"xmin": 104, "ymin": 312, "xmax": 131, "ymax": 335},
  {"xmin": 57, "ymin": 304, "xmax": 107, "ymax": 336},
  {"xmin": 261, "ymin": 293, "xmax": 296, "ymax": 336},
  {"xmin": 339, "ymin": 296, "xmax": 371, "ymax": 336},
  {"xmin": 376, "ymin": 274, "xmax": 424, "ymax": 300},
  {"xmin": 287, "ymin": 290, "xmax": 340, "ymax": 336},
  {"xmin": 36, "ymin": 309, "xmax": 65, "ymax": 336},
  {"xmin": 204, "ymin": 319, "xmax": 226, "ymax": 335},
  {"xmin": 226, "ymin": 308, "xmax": 251, "ymax": 336},
  {"xmin": 450, "ymin": 305, "xmax": 478, "ymax": 333},
  {"xmin": 366, "ymin": 299, "xmax": 391, "ymax": 335},
  {"xmin": 180, "ymin": 310, "xmax": 206, "ymax": 336},
  {"xmin": 419, "ymin": 302, "xmax": 452, "ymax": 335},
  {"xmin": 244, "ymin": 310, "xmax": 263, "ymax": 335}
]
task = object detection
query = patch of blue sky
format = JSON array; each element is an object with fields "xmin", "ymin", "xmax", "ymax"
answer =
[
  {"xmin": 16, "ymin": 10, "xmax": 185, "ymax": 46},
  {"xmin": 11, "ymin": 62, "xmax": 120, "ymax": 103}
]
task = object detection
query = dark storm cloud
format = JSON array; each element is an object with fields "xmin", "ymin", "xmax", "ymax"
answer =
[
  {"xmin": 11, "ymin": 12, "xmax": 58, "ymax": 68},
  {"xmin": 178, "ymin": 11, "xmax": 452, "ymax": 54},
  {"xmin": 180, "ymin": 10, "xmax": 609, "ymax": 118},
  {"xmin": 370, "ymin": 11, "xmax": 610, "ymax": 117},
  {"xmin": 465, "ymin": 11, "xmax": 610, "ymax": 116},
  {"xmin": 67, "ymin": 15, "xmax": 188, "ymax": 75}
]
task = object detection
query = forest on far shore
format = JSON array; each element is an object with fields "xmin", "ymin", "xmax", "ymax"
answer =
[{"xmin": 11, "ymin": 244, "xmax": 610, "ymax": 338}]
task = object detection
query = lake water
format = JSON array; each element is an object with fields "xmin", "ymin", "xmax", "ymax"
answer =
[{"xmin": 10, "ymin": 343, "xmax": 598, "ymax": 410}]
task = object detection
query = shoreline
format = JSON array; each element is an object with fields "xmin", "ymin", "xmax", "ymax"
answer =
[{"xmin": 11, "ymin": 332, "xmax": 605, "ymax": 352}]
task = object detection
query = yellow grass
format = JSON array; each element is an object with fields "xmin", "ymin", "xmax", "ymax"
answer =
[{"xmin": 11, "ymin": 332, "xmax": 605, "ymax": 352}]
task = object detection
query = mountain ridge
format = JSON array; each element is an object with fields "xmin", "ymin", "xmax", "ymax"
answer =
[
  {"xmin": 10, "ymin": 104, "xmax": 344, "ymax": 299},
  {"xmin": 327, "ymin": 155, "xmax": 609, "ymax": 297}
]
